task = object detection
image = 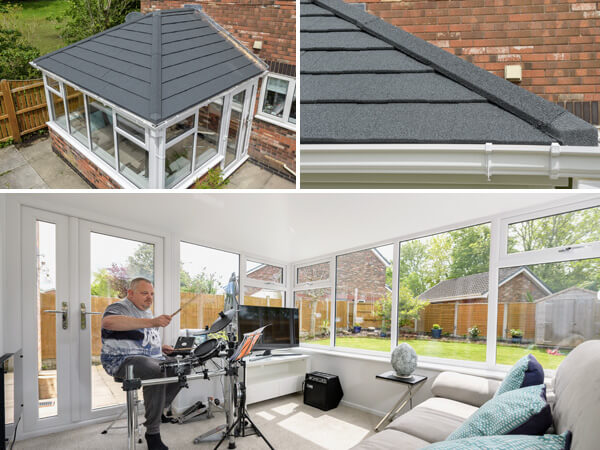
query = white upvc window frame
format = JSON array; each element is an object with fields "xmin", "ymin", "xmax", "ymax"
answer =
[
  {"xmin": 40, "ymin": 69, "xmax": 264, "ymax": 189},
  {"xmin": 256, "ymin": 73, "xmax": 296, "ymax": 131},
  {"xmin": 242, "ymin": 255, "xmax": 287, "ymax": 307}
]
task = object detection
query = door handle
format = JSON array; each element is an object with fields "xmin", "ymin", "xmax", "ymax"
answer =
[
  {"xmin": 43, "ymin": 301, "xmax": 68, "ymax": 330},
  {"xmin": 80, "ymin": 303, "xmax": 102, "ymax": 330}
]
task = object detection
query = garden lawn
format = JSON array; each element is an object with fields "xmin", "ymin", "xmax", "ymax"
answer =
[
  {"xmin": 308, "ymin": 337, "xmax": 566, "ymax": 370},
  {"xmin": 14, "ymin": 1, "xmax": 68, "ymax": 55}
]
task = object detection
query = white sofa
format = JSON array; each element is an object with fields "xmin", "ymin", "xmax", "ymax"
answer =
[{"xmin": 352, "ymin": 340, "xmax": 600, "ymax": 449}]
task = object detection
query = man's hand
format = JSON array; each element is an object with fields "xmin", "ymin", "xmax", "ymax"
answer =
[
  {"xmin": 152, "ymin": 314, "xmax": 172, "ymax": 328},
  {"xmin": 162, "ymin": 345, "xmax": 174, "ymax": 355}
]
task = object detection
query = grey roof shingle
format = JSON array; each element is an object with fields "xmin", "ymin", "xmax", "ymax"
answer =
[
  {"xmin": 417, "ymin": 267, "xmax": 531, "ymax": 302},
  {"xmin": 33, "ymin": 8, "xmax": 266, "ymax": 125},
  {"xmin": 300, "ymin": 0, "xmax": 599, "ymax": 146}
]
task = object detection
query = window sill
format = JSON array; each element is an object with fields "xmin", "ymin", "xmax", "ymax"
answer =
[{"xmin": 254, "ymin": 113, "xmax": 296, "ymax": 132}]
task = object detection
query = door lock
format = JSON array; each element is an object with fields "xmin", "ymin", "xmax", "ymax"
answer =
[
  {"xmin": 80, "ymin": 302, "xmax": 102, "ymax": 330},
  {"xmin": 43, "ymin": 301, "xmax": 69, "ymax": 330}
]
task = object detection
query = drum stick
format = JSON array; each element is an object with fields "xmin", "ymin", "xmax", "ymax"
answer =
[{"xmin": 170, "ymin": 297, "xmax": 196, "ymax": 317}]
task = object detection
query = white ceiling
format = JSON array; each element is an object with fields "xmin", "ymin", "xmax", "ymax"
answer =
[{"xmin": 8, "ymin": 192, "xmax": 597, "ymax": 263}]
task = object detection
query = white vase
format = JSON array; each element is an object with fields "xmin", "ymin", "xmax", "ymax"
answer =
[{"xmin": 391, "ymin": 342, "xmax": 417, "ymax": 378}]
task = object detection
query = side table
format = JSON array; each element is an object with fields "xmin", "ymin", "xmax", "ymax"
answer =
[{"xmin": 374, "ymin": 371, "xmax": 427, "ymax": 431}]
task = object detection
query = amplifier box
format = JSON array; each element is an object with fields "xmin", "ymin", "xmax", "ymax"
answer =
[{"xmin": 303, "ymin": 371, "xmax": 343, "ymax": 411}]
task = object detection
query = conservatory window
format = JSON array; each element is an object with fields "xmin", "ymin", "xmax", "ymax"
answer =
[
  {"xmin": 244, "ymin": 260, "xmax": 285, "ymax": 308},
  {"xmin": 117, "ymin": 134, "xmax": 148, "ymax": 188},
  {"xmin": 116, "ymin": 114, "xmax": 145, "ymax": 143},
  {"xmin": 88, "ymin": 99, "xmax": 115, "ymax": 166},
  {"xmin": 196, "ymin": 101, "xmax": 222, "ymax": 169},
  {"xmin": 165, "ymin": 134, "xmax": 194, "ymax": 188},
  {"xmin": 295, "ymin": 288, "xmax": 332, "ymax": 345},
  {"xmin": 65, "ymin": 85, "xmax": 88, "ymax": 147},
  {"xmin": 166, "ymin": 114, "xmax": 195, "ymax": 143},
  {"xmin": 49, "ymin": 90, "xmax": 67, "ymax": 131},
  {"xmin": 225, "ymin": 91, "xmax": 245, "ymax": 168}
]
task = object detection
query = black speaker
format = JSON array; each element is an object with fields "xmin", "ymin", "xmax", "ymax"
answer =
[{"xmin": 303, "ymin": 371, "xmax": 343, "ymax": 411}]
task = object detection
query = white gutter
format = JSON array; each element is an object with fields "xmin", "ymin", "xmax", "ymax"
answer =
[{"xmin": 301, "ymin": 143, "xmax": 600, "ymax": 180}]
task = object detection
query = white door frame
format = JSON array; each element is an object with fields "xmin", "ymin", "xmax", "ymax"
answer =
[{"xmin": 222, "ymin": 83, "xmax": 255, "ymax": 172}]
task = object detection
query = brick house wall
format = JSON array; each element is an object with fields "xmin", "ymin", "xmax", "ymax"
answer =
[
  {"xmin": 49, "ymin": 128, "xmax": 121, "ymax": 189},
  {"xmin": 142, "ymin": 0, "xmax": 297, "ymax": 180},
  {"xmin": 245, "ymin": 264, "xmax": 284, "ymax": 295},
  {"xmin": 344, "ymin": 0, "xmax": 600, "ymax": 125},
  {"xmin": 498, "ymin": 271, "xmax": 548, "ymax": 303},
  {"xmin": 336, "ymin": 249, "xmax": 389, "ymax": 302}
]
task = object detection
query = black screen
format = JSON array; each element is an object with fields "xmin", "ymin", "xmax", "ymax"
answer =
[{"xmin": 237, "ymin": 305, "xmax": 299, "ymax": 349}]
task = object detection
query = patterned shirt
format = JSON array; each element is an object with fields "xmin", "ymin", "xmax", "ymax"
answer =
[{"xmin": 100, "ymin": 298, "xmax": 164, "ymax": 376}]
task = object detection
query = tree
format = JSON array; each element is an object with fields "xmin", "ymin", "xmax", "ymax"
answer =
[
  {"xmin": 53, "ymin": 0, "xmax": 141, "ymax": 45},
  {"xmin": 0, "ymin": 23, "xmax": 40, "ymax": 79},
  {"xmin": 374, "ymin": 288, "xmax": 428, "ymax": 334},
  {"xmin": 91, "ymin": 264, "xmax": 129, "ymax": 298},
  {"xmin": 126, "ymin": 244, "xmax": 154, "ymax": 282},
  {"xmin": 448, "ymin": 225, "xmax": 490, "ymax": 279},
  {"xmin": 180, "ymin": 266, "xmax": 220, "ymax": 294}
]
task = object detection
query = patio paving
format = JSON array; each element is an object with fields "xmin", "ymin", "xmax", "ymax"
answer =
[
  {"xmin": 226, "ymin": 161, "xmax": 295, "ymax": 189},
  {"xmin": 0, "ymin": 137, "xmax": 90, "ymax": 189}
]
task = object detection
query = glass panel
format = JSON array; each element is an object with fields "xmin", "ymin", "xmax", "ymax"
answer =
[
  {"xmin": 116, "ymin": 114, "xmax": 145, "ymax": 143},
  {"xmin": 90, "ymin": 233, "xmax": 155, "ymax": 410},
  {"xmin": 3, "ymin": 356, "xmax": 14, "ymax": 425},
  {"xmin": 118, "ymin": 135, "xmax": 149, "ymax": 188},
  {"xmin": 49, "ymin": 90, "xmax": 66, "ymax": 131},
  {"xmin": 400, "ymin": 223, "xmax": 490, "ymax": 362},
  {"xmin": 262, "ymin": 77, "xmax": 288, "ymax": 118},
  {"xmin": 179, "ymin": 242, "xmax": 239, "ymax": 333},
  {"xmin": 297, "ymin": 262, "xmax": 329, "ymax": 284},
  {"xmin": 88, "ymin": 99, "xmax": 115, "ymax": 166},
  {"xmin": 37, "ymin": 221, "xmax": 58, "ymax": 419},
  {"xmin": 244, "ymin": 287, "xmax": 284, "ymax": 307},
  {"xmin": 65, "ymin": 86, "xmax": 88, "ymax": 147},
  {"xmin": 247, "ymin": 260, "xmax": 283, "ymax": 284},
  {"xmin": 497, "ymin": 259, "xmax": 600, "ymax": 370},
  {"xmin": 294, "ymin": 288, "xmax": 331, "ymax": 345},
  {"xmin": 46, "ymin": 76, "xmax": 60, "ymax": 92},
  {"xmin": 335, "ymin": 244, "xmax": 394, "ymax": 351},
  {"xmin": 165, "ymin": 134, "xmax": 193, "ymax": 188},
  {"xmin": 288, "ymin": 88, "xmax": 296, "ymax": 124},
  {"xmin": 508, "ymin": 206, "xmax": 600, "ymax": 253},
  {"xmin": 196, "ymin": 101, "xmax": 222, "ymax": 169},
  {"xmin": 225, "ymin": 91, "xmax": 245, "ymax": 168},
  {"xmin": 166, "ymin": 114, "xmax": 194, "ymax": 143}
]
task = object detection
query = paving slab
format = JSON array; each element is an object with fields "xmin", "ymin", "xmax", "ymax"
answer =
[
  {"xmin": 0, "ymin": 163, "xmax": 48, "ymax": 189},
  {"xmin": 0, "ymin": 146, "xmax": 28, "ymax": 174},
  {"xmin": 226, "ymin": 161, "xmax": 295, "ymax": 189}
]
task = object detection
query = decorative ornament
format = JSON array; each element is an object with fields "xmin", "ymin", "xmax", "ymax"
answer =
[{"xmin": 391, "ymin": 342, "xmax": 417, "ymax": 378}]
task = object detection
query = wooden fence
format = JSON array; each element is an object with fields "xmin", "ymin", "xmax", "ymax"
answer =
[{"xmin": 0, "ymin": 79, "xmax": 48, "ymax": 143}]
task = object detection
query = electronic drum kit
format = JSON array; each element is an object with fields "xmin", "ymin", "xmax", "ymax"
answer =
[{"xmin": 122, "ymin": 308, "xmax": 274, "ymax": 450}]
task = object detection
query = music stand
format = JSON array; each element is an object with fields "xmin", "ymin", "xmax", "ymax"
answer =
[{"xmin": 214, "ymin": 326, "xmax": 274, "ymax": 450}]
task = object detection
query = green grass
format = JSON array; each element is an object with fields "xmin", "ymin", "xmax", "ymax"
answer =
[
  {"xmin": 307, "ymin": 337, "xmax": 567, "ymax": 370},
  {"xmin": 13, "ymin": 1, "xmax": 69, "ymax": 55}
]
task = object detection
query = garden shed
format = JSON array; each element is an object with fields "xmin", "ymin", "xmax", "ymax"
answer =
[
  {"xmin": 535, "ymin": 287, "xmax": 600, "ymax": 346},
  {"xmin": 30, "ymin": 7, "xmax": 268, "ymax": 189}
]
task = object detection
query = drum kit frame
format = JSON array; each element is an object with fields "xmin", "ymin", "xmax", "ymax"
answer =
[{"xmin": 121, "ymin": 307, "xmax": 274, "ymax": 450}]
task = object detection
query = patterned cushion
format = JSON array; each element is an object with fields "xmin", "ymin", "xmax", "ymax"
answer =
[
  {"xmin": 495, "ymin": 354, "xmax": 544, "ymax": 397},
  {"xmin": 447, "ymin": 385, "xmax": 552, "ymax": 440},
  {"xmin": 421, "ymin": 431, "xmax": 572, "ymax": 450}
]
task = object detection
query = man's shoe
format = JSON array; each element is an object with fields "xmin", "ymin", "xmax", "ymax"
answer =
[{"xmin": 145, "ymin": 432, "xmax": 168, "ymax": 450}]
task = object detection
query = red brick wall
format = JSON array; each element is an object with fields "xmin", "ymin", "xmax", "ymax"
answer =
[
  {"xmin": 345, "ymin": 0, "xmax": 600, "ymax": 122},
  {"xmin": 498, "ymin": 272, "xmax": 548, "ymax": 303},
  {"xmin": 49, "ymin": 128, "xmax": 122, "ymax": 189},
  {"xmin": 142, "ymin": 0, "xmax": 297, "ymax": 176},
  {"xmin": 336, "ymin": 250, "xmax": 389, "ymax": 302}
]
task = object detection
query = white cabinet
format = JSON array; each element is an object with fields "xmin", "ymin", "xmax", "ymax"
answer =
[{"xmin": 246, "ymin": 354, "xmax": 311, "ymax": 405}]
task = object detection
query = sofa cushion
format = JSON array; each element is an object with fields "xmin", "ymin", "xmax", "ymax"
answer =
[
  {"xmin": 387, "ymin": 397, "xmax": 477, "ymax": 443},
  {"xmin": 432, "ymin": 372, "xmax": 500, "ymax": 407},
  {"xmin": 553, "ymin": 340, "xmax": 600, "ymax": 450},
  {"xmin": 422, "ymin": 431, "xmax": 572, "ymax": 450},
  {"xmin": 349, "ymin": 429, "xmax": 430, "ymax": 450},
  {"xmin": 447, "ymin": 384, "xmax": 552, "ymax": 440},
  {"xmin": 495, "ymin": 354, "xmax": 544, "ymax": 397}
]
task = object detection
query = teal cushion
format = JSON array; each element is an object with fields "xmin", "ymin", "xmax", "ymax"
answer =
[
  {"xmin": 421, "ymin": 431, "xmax": 571, "ymax": 450},
  {"xmin": 447, "ymin": 384, "xmax": 552, "ymax": 440},
  {"xmin": 495, "ymin": 354, "xmax": 544, "ymax": 397}
]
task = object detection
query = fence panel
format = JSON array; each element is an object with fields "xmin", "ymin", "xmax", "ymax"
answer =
[
  {"xmin": 0, "ymin": 79, "xmax": 48, "ymax": 143},
  {"xmin": 457, "ymin": 304, "xmax": 489, "ymax": 336}
]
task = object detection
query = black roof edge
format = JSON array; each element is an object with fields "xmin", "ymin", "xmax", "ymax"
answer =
[{"xmin": 311, "ymin": 0, "xmax": 599, "ymax": 147}]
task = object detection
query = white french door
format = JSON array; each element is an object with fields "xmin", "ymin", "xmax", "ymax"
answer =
[
  {"xmin": 222, "ymin": 81, "xmax": 257, "ymax": 173},
  {"xmin": 21, "ymin": 207, "xmax": 164, "ymax": 433}
]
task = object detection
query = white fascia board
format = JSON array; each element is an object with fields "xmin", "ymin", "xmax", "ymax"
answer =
[{"xmin": 300, "ymin": 143, "xmax": 600, "ymax": 180}]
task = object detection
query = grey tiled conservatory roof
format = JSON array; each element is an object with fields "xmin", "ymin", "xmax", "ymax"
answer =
[
  {"xmin": 33, "ymin": 8, "xmax": 267, "ymax": 125},
  {"xmin": 300, "ymin": 0, "xmax": 598, "ymax": 146}
]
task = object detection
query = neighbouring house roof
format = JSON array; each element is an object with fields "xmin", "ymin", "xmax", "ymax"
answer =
[
  {"xmin": 417, "ymin": 267, "xmax": 551, "ymax": 303},
  {"xmin": 535, "ymin": 286, "xmax": 598, "ymax": 304},
  {"xmin": 32, "ymin": 8, "xmax": 266, "ymax": 125},
  {"xmin": 300, "ymin": 0, "xmax": 598, "ymax": 146}
]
